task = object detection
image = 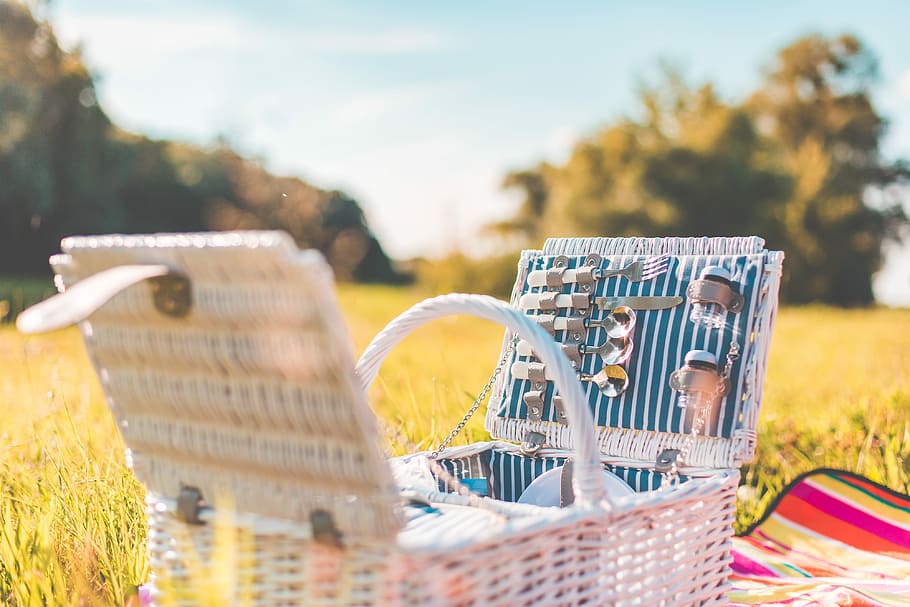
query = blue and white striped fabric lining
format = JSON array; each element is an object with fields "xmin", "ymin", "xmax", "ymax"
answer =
[
  {"xmin": 434, "ymin": 449, "xmax": 673, "ymax": 502},
  {"xmin": 494, "ymin": 252, "xmax": 765, "ymax": 439},
  {"xmin": 434, "ymin": 451, "xmax": 492, "ymax": 493}
]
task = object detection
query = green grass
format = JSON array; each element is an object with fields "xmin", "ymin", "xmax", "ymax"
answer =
[
  {"xmin": 1, "ymin": 284, "xmax": 909, "ymax": 605},
  {"xmin": 0, "ymin": 277, "xmax": 55, "ymax": 324}
]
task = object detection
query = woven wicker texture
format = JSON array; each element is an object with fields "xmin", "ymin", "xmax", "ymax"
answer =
[
  {"xmin": 357, "ymin": 289, "xmax": 745, "ymax": 607},
  {"xmin": 33, "ymin": 231, "xmax": 784, "ymax": 606},
  {"xmin": 54, "ymin": 232, "xmax": 401, "ymax": 540},
  {"xmin": 486, "ymin": 236, "xmax": 784, "ymax": 470},
  {"xmin": 396, "ymin": 472, "xmax": 738, "ymax": 606}
]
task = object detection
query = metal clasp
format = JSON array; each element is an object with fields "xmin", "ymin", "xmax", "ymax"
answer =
[
  {"xmin": 655, "ymin": 449, "xmax": 681, "ymax": 474},
  {"xmin": 310, "ymin": 509, "xmax": 343, "ymax": 548},
  {"xmin": 552, "ymin": 396, "xmax": 568, "ymax": 424},
  {"xmin": 520, "ymin": 431, "xmax": 547, "ymax": 456},
  {"xmin": 149, "ymin": 273, "xmax": 192, "ymax": 318},
  {"xmin": 176, "ymin": 485, "xmax": 206, "ymax": 525},
  {"xmin": 575, "ymin": 254, "xmax": 602, "ymax": 292},
  {"xmin": 523, "ymin": 391, "xmax": 545, "ymax": 421},
  {"xmin": 545, "ymin": 268, "xmax": 567, "ymax": 290},
  {"xmin": 558, "ymin": 343, "xmax": 583, "ymax": 369},
  {"xmin": 546, "ymin": 256, "xmax": 570, "ymax": 290}
]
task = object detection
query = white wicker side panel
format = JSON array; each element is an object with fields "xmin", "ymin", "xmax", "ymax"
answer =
[
  {"xmin": 57, "ymin": 232, "xmax": 401, "ymax": 541},
  {"xmin": 398, "ymin": 472, "xmax": 738, "ymax": 607},
  {"xmin": 146, "ymin": 504, "xmax": 402, "ymax": 607},
  {"xmin": 732, "ymin": 249, "xmax": 784, "ymax": 463}
]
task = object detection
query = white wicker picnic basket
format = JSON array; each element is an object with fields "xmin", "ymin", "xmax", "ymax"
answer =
[{"xmin": 18, "ymin": 231, "xmax": 783, "ymax": 607}]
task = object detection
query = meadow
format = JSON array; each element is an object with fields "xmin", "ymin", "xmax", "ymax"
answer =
[{"xmin": 1, "ymin": 284, "xmax": 909, "ymax": 605}]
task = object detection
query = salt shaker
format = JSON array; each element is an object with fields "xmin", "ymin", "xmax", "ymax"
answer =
[{"xmin": 687, "ymin": 266, "xmax": 743, "ymax": 329}]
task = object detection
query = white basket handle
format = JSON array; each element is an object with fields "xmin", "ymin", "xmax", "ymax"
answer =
[
  {"xmin": 16, "ymin": 264, "xmax": 181, "ymax": 334},
  {"xmin": 355, "ymin": 293, "xmax": 608, "ymax": 508}
]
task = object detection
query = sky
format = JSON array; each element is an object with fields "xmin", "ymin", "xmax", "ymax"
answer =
[{"xmin": 47, "ymin": 0, "xmax": 910, "ymax": 304}]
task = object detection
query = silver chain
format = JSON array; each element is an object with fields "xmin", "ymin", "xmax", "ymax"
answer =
[{"xmin": 428, "ymin": 335, "xmax": 518, "ymax": 460}]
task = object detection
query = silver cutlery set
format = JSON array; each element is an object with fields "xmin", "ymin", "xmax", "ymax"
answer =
[{"xmin": 513, "ymin": 253, "xmax": 745, "ymax": 424}]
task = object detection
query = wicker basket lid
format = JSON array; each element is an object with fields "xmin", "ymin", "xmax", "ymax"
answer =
[
  {"xmin": 485, "ymin": 236, "xmax": 784, "ymax": 470},
  {"xmin": 52, "ymin": 231, "xmax": 401, "ymax": 540}
]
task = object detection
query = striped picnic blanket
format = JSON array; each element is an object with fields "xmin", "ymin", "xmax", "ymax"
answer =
[{"xmin": 728, "ymin": 469, "xmax": 910, "ymax": 606}]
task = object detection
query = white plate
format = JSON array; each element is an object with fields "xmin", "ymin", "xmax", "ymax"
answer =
[{"xmin": 517, "ymin": 465, "xmax": 635, "ymax": 507}]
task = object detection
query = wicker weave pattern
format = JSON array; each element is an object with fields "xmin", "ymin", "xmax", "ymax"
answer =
[
  {"xmin": 147, "ymin": 500, "xmax": 399, "ymax": 607},
  {"xmin": 387, "ymin": 470, "xmax": 737, "ymax": 607},
  {"xmin": 34, "ymin": 231, "xmax": 783, "ymax": 606},
  {"xmin": 144, "ymin": 470, "xmax": 737, "ymax": 606},
  {"xmin": 56, "ymin": 232, "xmax": 401, "ymax": 540}
]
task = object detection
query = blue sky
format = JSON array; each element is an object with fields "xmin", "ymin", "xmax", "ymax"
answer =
[{"xmin": 48, "ymin": 0, "xmax": 910, "ymax": 303}]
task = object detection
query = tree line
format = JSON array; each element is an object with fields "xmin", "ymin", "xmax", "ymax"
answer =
[
  {"xmin": 0, "ymin": 1, "xmax": 407, "ymax": 282},
  {"xmin": 491, "ymin": 35, "xmax": 908, "ymax": 305},
  {"xmin": 3, "ymin": 0, "xmax": 907, "ymax": 303}
]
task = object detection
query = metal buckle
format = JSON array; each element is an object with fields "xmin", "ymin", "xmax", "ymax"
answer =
[
  {"xmin": 568, "ymin": 292, "xmax": 592, "ymax": 315},
  {"xmin": 535, "ymin": 314, "xmax": 556, "ymax": 335},
  {"xmin": 576, "ymin": 253, "xmax": 602, "ymax": 292},
  {"xmin": 176, "ymin": 485, "xmax": 206, "ymax": 525},
  {"xmin": 149, "ymin": 273, "xmax": 192, "ymax": 318},
  {"xmin": 558, "ymin": 343, "xmax": 583, "ymax": 369},
  {"xmin": 523, "ymin": 391, "xmax": 545, "ymax": 421},
  {"xmin": 310, "ymin": 509, "xmax": 343, "ymax": 548},
  {"xmin": 552, "ymin": 396, "xmax": 568, "ymax": 424},
  {"xmin": 520, "ymin": 431, "xmax": 547, "ymax": 456},
  {"xmin": 563, "ymin": 316, "xmax": 587, "ymax": 333},
  {"xmin": 545, "ymin": 268, "xmax": 566, "ymax": 289},
  {"xmin": 686, "ymin": 278, "xmax": 744, "ymax": 313},
  {"xmin": 574, "ymin": 266, "xmax": 596, "ymax": 291},
  {"xmin": 546, "ymin": 255, "xmax": 570, "ymax": 290},
  {"xmin": 526, "ymin": 362, "xmax": 548, "ymax": 384},
  {"xmin": 655, "ymin": 449, "xmax": 681, "ymax": 474},
  {"xmin": 537, "ymin": 291, "xmax": 560, "ymax": 311}
]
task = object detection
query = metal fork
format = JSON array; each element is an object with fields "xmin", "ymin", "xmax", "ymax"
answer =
[{"xmin": 597, "ymin": 254, "xmax": 670, "ymax": 282}]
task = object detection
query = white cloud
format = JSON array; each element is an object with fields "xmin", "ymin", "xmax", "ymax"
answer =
[
  {"xmin": 52, "ymin": 14, "xmax": 449, "ymax": 82},
  {"xmin": 303, "ymin": 30, "xmax": 449, "ymax": 54},
  {"xmin": 54, "ymin": 15, "xmax": 268, "ymax": 66},
  {"xmin": 334, "ymin": 83, "xmax": 459, "ymax": 127}
]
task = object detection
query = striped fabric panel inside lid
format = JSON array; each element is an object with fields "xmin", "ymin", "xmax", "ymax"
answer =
[{"xmin": 492, "ymin": 250, "xmax": 765, "ymax": 439}]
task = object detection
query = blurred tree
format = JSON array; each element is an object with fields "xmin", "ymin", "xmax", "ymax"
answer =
[
  {"xmin": 0, "ymin": 0, "xmax": 406, "ymax": 283},
  {"xmin": 487, "ymin": 168, "xmax": 552, "ymax": 242},
  {"xmin": 204, "ymin": 150, "xmax": 406, "ymax": 282},
  {"xmin": 500, "ymin": 36, "xmax": 908, "ymax": 305},
  {"xmin": 746, "ymin": 34, "xmax": 907, "ymax": 304},
  {"xmin": 0, "ymin": 0, "xmax": 118, "ymax": 273}
]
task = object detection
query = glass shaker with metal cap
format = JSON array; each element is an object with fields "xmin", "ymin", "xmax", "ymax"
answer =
[
  {"xmin": 669, "ymin": 349, "xmax": 729, "ymax": 433},
  {"xmin": 688, "ymin": 265, "xmax": 742, "ymax": 329}
]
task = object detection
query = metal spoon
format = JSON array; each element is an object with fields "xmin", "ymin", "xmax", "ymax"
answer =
[
  {"xmin": 582, "ymin": 364, "xmax": 630, "ymax": 397},
  {"xmin": 579, "ymin": 334, "xmax": 634, "ymax": 365},
  {"xmin": 509, "ymin": 361, "xmax": 631, "ymax": 398},
  {"xmin": 587, "ymin": 305, "xmax": 636, "ymax": 338}
]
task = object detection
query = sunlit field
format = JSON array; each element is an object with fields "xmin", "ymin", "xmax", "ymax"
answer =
[{"xmin": 1, "ymin": 284, "xmax": 909, "ymax": 604}]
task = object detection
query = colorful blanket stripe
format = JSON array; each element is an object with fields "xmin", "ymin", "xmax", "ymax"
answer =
[{"xmin": 728, "ymin": 469, "xmax": 910, "ymax": 606}]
